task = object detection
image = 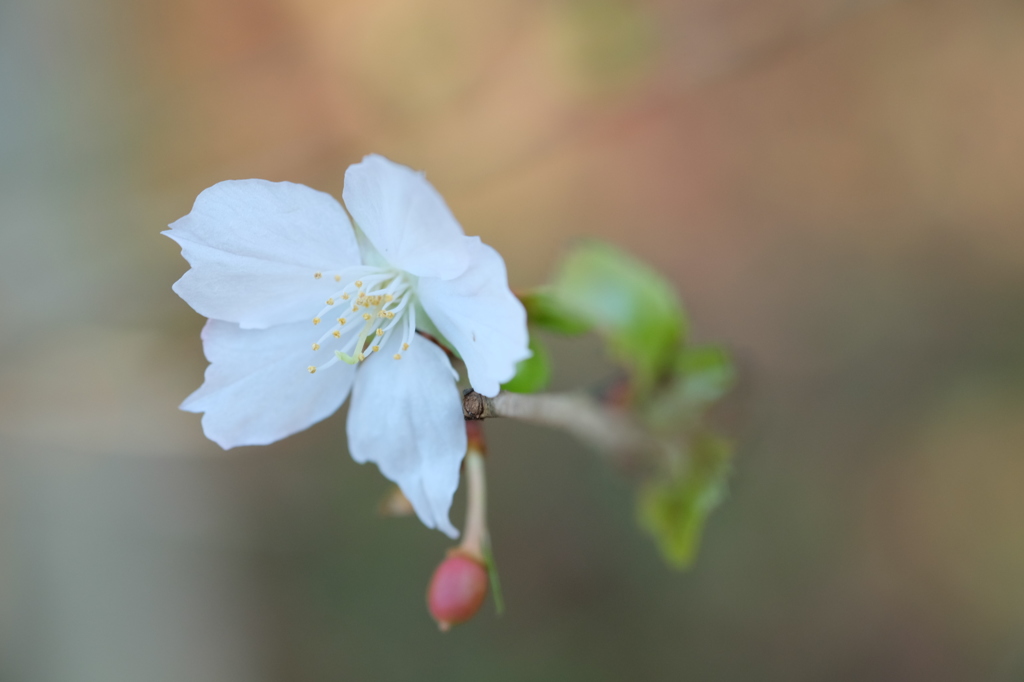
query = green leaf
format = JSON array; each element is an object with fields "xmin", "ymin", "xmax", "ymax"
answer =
[
  {"xmin": 647, "ymin": 345, "xmax": 735, "ymax": 431},
  {"xmin": 674, "ymin": 346, "xmax": 734, "ymax": 406},
  {"xmin": 638, "ymin": 434, "xmax": 732, "ymax": 569},
  {"xmin": 549, "ymin": 241, "xmax": 687, "ymax": 394},
  {"xmin": 501, "ymin": 333, "xmax": 551, "ymax": 394},
  {"xmin": 519, "ymin": 288, "xmax": 592, "ymax": 335}
]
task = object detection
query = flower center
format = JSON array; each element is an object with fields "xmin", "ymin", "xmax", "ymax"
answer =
[{"xmin": 306, "ymin": 266, "xmax": 417, "ymax": 374}]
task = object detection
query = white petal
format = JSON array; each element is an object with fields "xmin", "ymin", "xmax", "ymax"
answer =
[
  {"xmin": 346, "ymin": 334, "xmax": 465, "ymax": 538},
  {"xmin": 418, "ymin": 239, "xmax": 531, "ymax": 397},
  {"xmin": 165, "ymin": 180, "xmax": 360, "ymax": 329},
  {"xmin": 342, "ymin": 155, "xmax": 471, "ymax": 281},
  {"xmin": 183, "ymin": 319, "xmax": 356, "ymax": 449}
]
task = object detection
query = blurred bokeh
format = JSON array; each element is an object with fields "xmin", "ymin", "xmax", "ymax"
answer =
[{"xmin": 2, "ymin": 0, "xmax": 1024, "ymax": 679}]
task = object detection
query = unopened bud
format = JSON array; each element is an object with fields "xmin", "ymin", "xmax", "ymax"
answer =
[{"xmin": 427, "ymin": 550, "xmax": 488, "ymax": 631}]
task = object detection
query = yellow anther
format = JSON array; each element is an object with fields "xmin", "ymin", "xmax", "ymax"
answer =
[
  {"xmin": 357, "ymin": 352, "xmax": 366, "ymax": 362},
  {"xmin": 384, "ymin": 294, "xmax": 394, "ymax": 302},
  {"xmin": 338, "ymin": 317, "xmax": 347, "ymax": 325},
  {"xmin": 376, "ymin": 329, "xmax": 385, "ymax": 336},
  {"xmin": 314, "ymin": 272, "xmax": 322, "ymax": 279},
  {"xmin": 352, "ymin": 306, "xmax": 359, "ymax": 312},
  {"xmin": 357, "ymin": 291, "xmax": 365, "ymax": 299},
  {"xmin": 355, "ymin": 280, "xmax": 363, "ymax": 287},
  {"xmin": 393, "ymin": 353, "xmax": 402, "ymax": 360},
  {"xmin": 332, "ymin": 330, "xmax": 341, "ymax": 338},
  {"xmin": 334, "ymin": 274, "xmax": 341, "ymax": 282},
  {"xmin": 311, "ymin": 343, "xmax": 320, "ymax": 351},
  {"xmin": 386, "ymin": 312, "xmax": 395, "ymax": 319},
  {"xmin": 378, "ymin": 311, "xmax": 387, "ymax": 318},
  {"xmin": 362, "ymin": 313, "xmax": 371, "ymax": 320},
  {"xmin": 326, "ymin": 298, "xmax": 334, "ymax": 306},
  {"xmin": 371, "ymin": 345, "xmax": 380, "ymax": 352},
  {"xmin": 312, "ymin": 317, "xmax": 321, "ymax": 325},
  {"xmin": 342, "ymin": 293, "xmax": 350, "ymax": 300},
  {"xmin": 307, "ymin": 366, "xmax": 317, "ymax": 373},
  {"xmin": 402, "ymin": 343, "xmax": 410, "ymax": 351}
]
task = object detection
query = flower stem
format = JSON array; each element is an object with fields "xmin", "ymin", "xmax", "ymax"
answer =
[{"xmin": 459, "ymin": 421, "xmax": 488, "ymax": 560}]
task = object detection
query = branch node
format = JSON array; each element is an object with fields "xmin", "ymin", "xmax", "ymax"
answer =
[{"xmin": 462, "ymin": 389, "xmax": 489, "ymax": 420}]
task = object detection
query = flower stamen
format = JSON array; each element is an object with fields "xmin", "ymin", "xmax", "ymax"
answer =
[
  {"xmin": 307, "ymin": 268, "xmax": 418, "ymax": 372},
  {"xmin": 400, "ymin": 304, "xmax": 417, "ymax": 353}
]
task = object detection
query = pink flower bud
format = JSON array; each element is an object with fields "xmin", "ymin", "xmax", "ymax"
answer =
[{"xmin": 427, "ymin": 551, "xmax": 488, "ymax": 631}]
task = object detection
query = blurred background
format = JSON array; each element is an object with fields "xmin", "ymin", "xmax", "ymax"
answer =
[{"xmin": 2, "ymin": 0, "xmax": 1024, "ymax": 679}]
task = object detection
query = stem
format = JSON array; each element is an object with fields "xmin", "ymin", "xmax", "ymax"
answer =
[
  {"xmin": 459, "ymin": 422, "xmax": 488, "ymax": 560},
  {"xmin": 463, "ymin": 390, "xmax": 657, "ymax": 456}
]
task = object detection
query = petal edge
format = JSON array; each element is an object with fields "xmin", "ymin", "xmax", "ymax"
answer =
[{"xmin": 346, "ymin": 334, "xmax": 465, "ymax": 537}]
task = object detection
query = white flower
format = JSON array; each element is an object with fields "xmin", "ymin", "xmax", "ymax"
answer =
[{"xmin": 165, "ymin": 155, "xmax": 530, "ymax": 537}]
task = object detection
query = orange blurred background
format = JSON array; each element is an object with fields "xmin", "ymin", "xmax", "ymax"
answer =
[{"xmin": 2, "ymin": 0, "xmax": 1024, "ymax": 680}]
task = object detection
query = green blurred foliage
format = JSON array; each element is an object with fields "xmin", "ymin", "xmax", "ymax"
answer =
[
  {"xmin": 502, "ymin": 333, "xmax": 552, "ymax": 394},
  {"xmin": 524, "ymin": 241, "xmax": 733, "ymax": 569},
  {"xmin": 519, "ymin": 289, "xmax": 592, "ymax": 336},
  {"xmin": 638, "ymin": 435, "xmax": 733, "ymax": 569},
  {"xmin": 647, "ymin": 345, "xmax": 735, "ymax": 433},
  {"xmin": 544, "ymin": 240, "xmax": 688, "ymax": 396}
]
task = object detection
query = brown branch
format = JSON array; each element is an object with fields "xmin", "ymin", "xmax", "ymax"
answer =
[{"xmin": 463, "ymin": 390, "xmax": 657, "ymax": 456}]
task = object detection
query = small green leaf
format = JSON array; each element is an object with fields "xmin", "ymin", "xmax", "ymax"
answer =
[
  {"xmin": 638, "ymin": 434, "xmax": 732, "ymax": 569},
  {"xmin": 550, "ymin": 241, "xmax": 687, "ymax": 394},
  {"xmin": 520, "ymin": 288, "xmax": 592, "ymax": 335},
  {"xmin": 501, "ymin": 333, "xmax": 551, "ymax": 394},
  {"xmin": 674, "ymin": 346, "xmax": 734, "ymax": 406},
  {"xmin": 647, "ymin": 345, "xmax": 735, "ymax": 431}
]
